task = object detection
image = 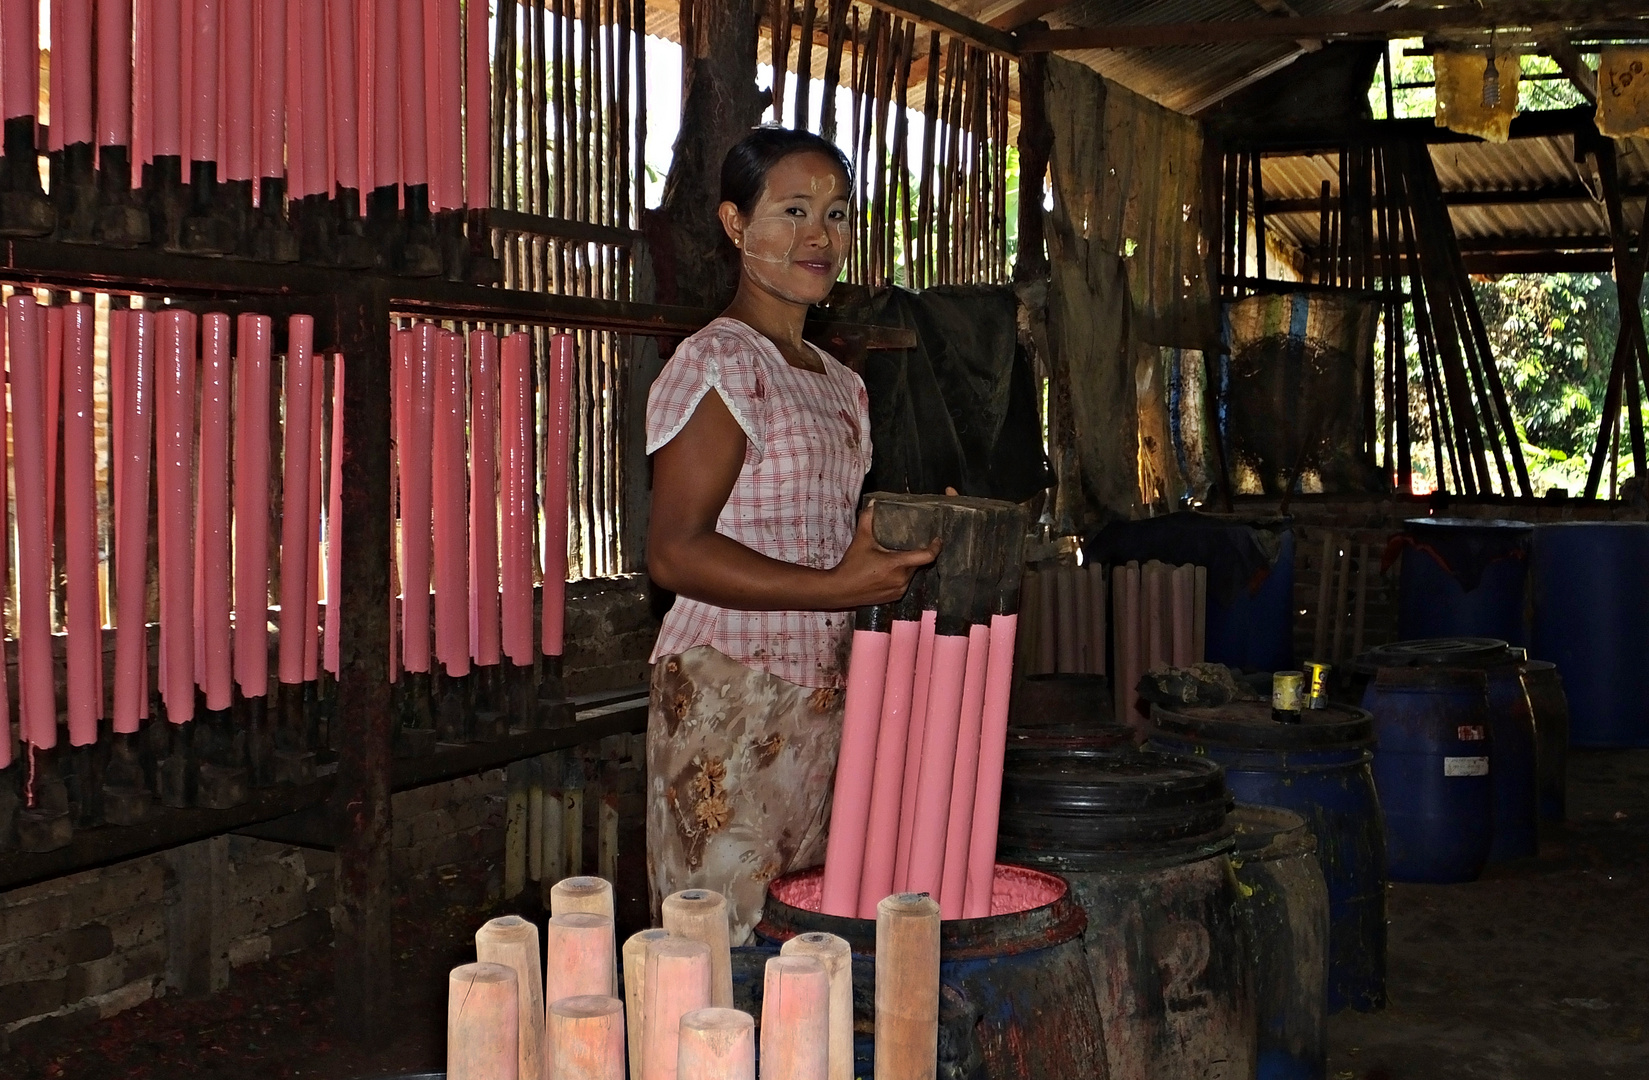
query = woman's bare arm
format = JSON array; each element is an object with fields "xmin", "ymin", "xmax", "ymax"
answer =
[{"xmin": 647, "ymin": 390, "xmax": 936, "ymax": 610}]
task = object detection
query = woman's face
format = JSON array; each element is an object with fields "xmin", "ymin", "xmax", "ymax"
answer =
[{"xmin": 722, "ymin": 151, "xmax": 852, "ymax": 306}]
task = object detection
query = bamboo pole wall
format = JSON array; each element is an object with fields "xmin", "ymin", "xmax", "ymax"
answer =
[{"xmin": 762, "ymin": 0, "xmax": 1014, "ymax": 288}]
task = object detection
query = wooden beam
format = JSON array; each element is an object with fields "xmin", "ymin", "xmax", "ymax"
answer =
[
  {"xmin": 1262, "ymin": 181, "xmax": 1643, "ymax": 214},
  {"xmin": 862, "ymin": 0, "xmax": 1018, "ymax": 55},
  {"xmin": 1543, "ymin": 35, "xmax": 1601, "ymax": 103},
  {"xmin": 1234, "ymin": 104, "xmax": 1603, "ymax": 151},
  {"xmin": 1018, "ymin": 2, "xmax": 1649, "ymax": 51},
  {"xmin": 981, "ymin": 0, "xmax": 1073, "ymax": 31},
  {"xmin": 1462, "ymin": 251, "xmax": 1614, "ymax": 273}
]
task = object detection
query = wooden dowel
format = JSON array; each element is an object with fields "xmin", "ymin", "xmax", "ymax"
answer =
[
  {"xmin": 1036, "ymin": 565, "xmax": 1056, "ymax": 674},
  {"xmin": 63, "ymin": 304, "xmax": 101, "ymax": 743},
  {"xmin": 1088, "ymin": 563, "xmax": 1108, "ymax": 676},
  {"xmin": 552, "ymin": 875, "xmax": 615, "ymax": 919},
  {"xmin": 475, "ymin": 916, "xmax": 545, "ymax": 1080},
  {"xmin": 893, "ymin": 607, "xmax": 937, "ymax": 890},
  {"xmin": 760, "ymin": 955, "xmax": 830, "ymax": 1080},
  {"xmin": 1353, "ymin": 541, "xmax": 1371, "ymax": 658},
  {"xmin": 662, "ymin": 889, "xmax": 734, "ymax": 1009},
  {"xmin": 1331, "ymin": 542, "xmax": 1352, "ymax": 662},
  {"xmin": 780, "ymin": 933, "xmax": 853, "ymax": 1080},
  {"xmin": 1056, "ymin": 563, "xmax": 1079, "ymax": 674},
  {"xmin": 641, "ymin": 937, "xmax": 712, "ymax": 1080},
  {"xmin": 940, "ymin": 622, "xmax": 991, "ymax": 918},
  {"xmin": 1073, "ymin": 561, "xmax": 1092, "ymax": 674},
  {"xmin": 874, "ymin": 893, "xmax": 940, "ymax": 1080},
  {"xmin": 1193, "ymin": 566, "xmax": 1207, "ymax": 663},
  {"xmin": 623, "ymin": 928, "xmax": 672, "ymax": 1078},
  {"xmin": 822, "ymin": 624, "xmax": 892, "ymax": 917},
  {"xmin": 858, "ymin": 616, "xmax": 920, "ymax": 917},
  {"xmin": 447, "ymin": 962, "xmax": 519, "ymax": 1080},
  {"xmin": 545, "ymin": 912, "xmax": 616, "ymax": 1005},
  {"xmin": 1170, "ymin": 565, "xmax": 1194, "ymax": 668},
  {"xmin": 677, "ymin": 1007, "xmax": 756, "ymax": 1080},
  {"xmin": 548, "ymin": 994, "xmax": 625, "ymax": 1080},
  {"xmin": 195, "ymin": 312, "xmax": 233, "ymax": 711},
  {"xmin": 1312, "ymin": 533, "xmax": 1333, "ymax": 661}
]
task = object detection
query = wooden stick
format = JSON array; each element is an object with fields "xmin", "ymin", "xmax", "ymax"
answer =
[
  {"xmin": 780, "ymin": 933, "xmax": 853, "ymax": 1080},
  {"xmin": 1193, "ymin": 566, "xmax": 1207, "ymax": 663},
  {"xmin": 678, "ymin": 1007, "xmax": 756, "ymax": 1080},
  {"xmin": 761, "ymin": 956, "xmax": 830, "ymax": 1080},
  {"xmin": 505, "ymin": 762, "xmax": 529, "ymax": 899},
  {"xmin": 792, "ymin": 0, "xmax": 816, "ymax": 130},
  {"xmin": 1353, "ymin": 541, "xmax": 1372, "ymax": 657},
  {"xmin": 623, "ymin": 928, "xmax": 672, "ymax": 1077},
  {"xmin": 1312, "ymin": 533, "xmax": 1333, "ymax": 661},
  {"xmin": 641, "ymin": 937, "xmax": 713, "ymax": 1080},
  {"xmin": 475, "ymin": 916, "xmax": 545, "ymax": 1080},
  {"xmin": 1073, "ymin": 560, "xmax": 1092, "ymax": 674},
  {"xmin": 662, "ymin": 889, "xmax": 734, "ymax": 1009},
  {"xmin": 545, "ymin": 912, "xmax": 616, "ymax": 1005},
  {"xmin": 1331, "ymin": 541, "xmax": 1352, "ymax": 663},
  {"xmin": 1056, "ymin": 563, "xmax": 1079, "ymax": 674},
  {"xmin": 447, "ymin": 962, "xmax": 519, "ymax": 1080},
  {"xmin": 874, "ymin": 894, "xmax": 940, "ymax": 1080},
  {"xmin": 547, "ymin": 994, "xmax": 626, "ymax": 1080}
]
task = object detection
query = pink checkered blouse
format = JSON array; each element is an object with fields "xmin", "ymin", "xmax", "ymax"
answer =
[{"xmin": 646, "ymin": 317, "xmax": 873, "ymax": 690}]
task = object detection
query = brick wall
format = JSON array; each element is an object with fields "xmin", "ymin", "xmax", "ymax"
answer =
[{"xmin": 561, "ymin": 575, "xmax": 660, "ymax": 696}]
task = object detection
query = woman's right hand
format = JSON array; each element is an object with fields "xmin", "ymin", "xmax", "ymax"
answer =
[{"xmin": 826, "ymin": 507, "xmax": 942, "ymax": 608}]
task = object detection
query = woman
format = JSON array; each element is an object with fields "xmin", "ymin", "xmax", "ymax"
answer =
[{"xmin": 645, "ymin": 127, "xmax": 937, "ymax": 941}]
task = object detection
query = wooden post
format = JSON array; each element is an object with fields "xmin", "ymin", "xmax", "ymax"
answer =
[
  {"xmin": 1013, "ymin": 51, "xmax": 1049, "ymax": 282},
  {"xmin": 332, "ymin": 281, "xmax": 396, "ymax": 1044}
]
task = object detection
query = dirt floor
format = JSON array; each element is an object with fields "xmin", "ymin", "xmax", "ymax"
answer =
[{"xmin": 0, "ymin": 752, "xmax": 1644, "ymax": 1079}]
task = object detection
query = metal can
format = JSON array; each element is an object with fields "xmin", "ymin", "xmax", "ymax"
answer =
[
  {"xmin": 1306, "ymin": 661, "xmax": 1332, "ymax": 709},
  {"xmin": 1272, "ymin": 670, "xmax": 1305, "ymax": 723}
]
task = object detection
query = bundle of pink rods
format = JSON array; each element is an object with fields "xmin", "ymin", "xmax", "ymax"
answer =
[{"xmin": 819, "ymin": 499, "xmax": 1026, "ymax": 922}]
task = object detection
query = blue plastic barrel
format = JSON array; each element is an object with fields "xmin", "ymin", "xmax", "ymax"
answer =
[
  {"xmin": 1396, "ymin": 518, "xmax": 1532, "ymax": 646},
  {"xmin": 1206, "ymin": 529, "xmax": 1296, "ymax": 672},
  {"xmin": 1530, "ymin": 522, "xmax": 1649, "ymax": 748},
  {"xmin": 1151, "ymin": 700, "xmax": 1386, "ymax": 1015},
  {"xmin": 1363, "ymin": 666, "xmax": 1494, "ymax": 883}
]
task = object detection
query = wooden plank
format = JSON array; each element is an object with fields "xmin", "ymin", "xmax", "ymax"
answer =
[
  {"xmin": 1263, "ymin": 182, "xmax": 1649, "ymax": 215},
  {"xmin": 862, "ymin": 0, "xmax": 1017, "ymax": 57},
  {"xmin": 1019, "ymin": 3, "xmax": 1649, "ymax": 51}
]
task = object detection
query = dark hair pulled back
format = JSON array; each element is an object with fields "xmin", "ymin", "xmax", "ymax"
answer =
[{"xmin": 720, "ymin": 126, "xmax": 852, "ymax": 215}]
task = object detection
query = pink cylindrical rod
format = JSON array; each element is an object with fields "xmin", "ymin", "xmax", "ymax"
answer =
[
  {"xmin": 190, "ymin": 0, "xmax": 221, "ymax": 162},
  {"xmin": 678, "ymin": 1008, "xmax": 756, "ymax": 1080},
  {"xmin": 47, "ymin": 0, "xmax": 63, "ymax": 152},
  {"xmin": 221, "ymin": 0, "xmax": 253, "ymax": 178},
  {"xmin": 297, "ymin": 0, "xmax": 328, "ymax": 197},
  {"xmin": 303, "ymin": 356, "xmax": 324, "ymax": 681},
  {"xmin": 1, "ymin": 0, "xmax": 38, "ymax": 120},
  {"xmin": 97, "ymin": 0, "xmax": 134, "ymax": 146},
  {"xmin": 370, "ymin": 0, "xmax": 399, "ymax": 190},
  {"xmin": 397, "ymin": 0, "xmax": 429, "ymax": 191},
  {"xmin": 641, "ymin": 937, "xmax": 712, "ymax": 1080},
  {"xmin": 542, "ymin": 332, "xmax": 573, "ymax": 655},
  {"xmin": 904, "ymin": 631, "xmax": 970, "ymax": 899},
  {"xmin": 9, "ymin": 297, "xmax": 53, "ymax": 749},
  {"xmin": 44, "ymin": 309, "xmax": 62, "ymax": 552},
  {"xmin": 939, "ymin": 622, "xmax": 991, "ymax": 918},
  {"xmin": 447, "ymin": 962, "xmax": 520, "ymax": 1080},
  {"xmin": 400, "ymin": 323, "xmax": 437, "ymax": 673},
  {"xmin": 157, "ymin": 310, "xmax": 198, "ymax": 725},
  {"xmin": 433, "ymin": 329, "xmax": 470, "ymax": 676},
  {"xmin": 62, "ymin": 304, "xmax": 100, "ymax": 745},
  {"xmin": 195, "ymin": 314, "xmax": 233, "ymax": 711},
  {"xmin": 57, "ymin": 0, "xmax": 95, "ymax": 146},
  {"xmin": 963, "ymin": 612, "xmax": 1019, "ymax": 919},
  {"xmin": 760, "ymin": 956, "xmax": 830, "ymax": 1080},
  {"xmin": 133, "ymin": 0, "xmax": 152, "ymax": 171},
  {"xmin": 469, "ymin": 330, "xmax": 501, "ymax": 667},
  {"xmin": 355, "ymin": 0, "xmax": 374, "ymax": 194},
  {"xmin": 326, "ymin": 0, "xmax": 359, "ymax": 192},
  {"xmin": 427, "ymin": 0, "xmax": 463, "ymax": 209},
  {"xmin": 178, "ymin": 0, "xmax": 196, "ymax": 175},
  {"xmin": 547, "ymin": 995, "xmax": 626, "ymax": 1080},
  {"xmin": 499, "ymin": 332, "xmax": 534, "ymax": 664},
  {"xmin": 420, "ymin": 0, "xmax": 440, "ymax": 197},
  {"xmin": 325, "ymin": 356, "xmax": 344, "ymax": 675},
  {"xmin": 820, "ymin": 623, "xmax": 892, "ymax": 917},
  {"xmin": 278, "ymin": 315, "xmax": 316, "ymax": 685},
  {"xmin": 113, "ymin": 311, "xmax": 156, "ymax": 732},
  {"xmin": 463, "ymin": 0, "xmax": 490, "ymax": 208},
  {"xmin": 233, "ymin": 314, "xmax": 273, "ymax": 698},
  {"xmin": 149, "ymin": 0, "xmax": 182, "ymax": 155},
  {"xmin": 857, "ymin": 616, "xmax": 921, "ymax": 918},
  {"xmin": 0, "ymin": 316, "xmax": 7, "ymax": 767},
  {"xmin": 893, "ymin": 607, "xmax": 938, "ymax": 890},
  {"xmin": 545, "ymin": 912, "xmax": 616, "ymax": 1007},
  {"xmin": 255, "ymin": 0, "xmax": 286, "ymax": 182},
  {"xmin": 283, "ymin": 0, "xmax": 304, "ymax": 192}
]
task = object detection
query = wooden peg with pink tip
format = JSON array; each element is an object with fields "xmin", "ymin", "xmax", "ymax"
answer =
[
  {"xmin": 661, "ymin": 889, "xmax": 733, "ymax": 1008},
  {"xmin": 677, "ymin": 1007, "xmax": 755, "ymax": 1080},
  {"xmin": 447, "ymin": 962, "xmax": 519, "ymax": 1080},
  {"xmin": 547, "ymin": 994, "xmax": 625, "ymax": 1080},
  {"xmin": 623, "ymin": 928, "xmax": 672, "ymax": 1077},
  {"xmin": 551, "ymin": 875, "xmax": 615, "ymax": 920},
  {"xmin": 780, "ymin": 933, "xmax": 853, "ymax": 1080}
]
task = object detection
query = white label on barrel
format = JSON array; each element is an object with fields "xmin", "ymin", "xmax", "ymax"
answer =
[
  {"xmin": 1457, "ymin": 724, "xmax": 1486, "ymax": 741},
  {"xmin": 1444, "ymin": 755, "xmax": 1489, "ymax": 776}
]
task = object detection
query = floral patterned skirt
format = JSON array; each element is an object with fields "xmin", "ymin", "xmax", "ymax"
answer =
[{"xmin": 646, "ymin": 645, "xmax": 844, "ymax": 944}]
